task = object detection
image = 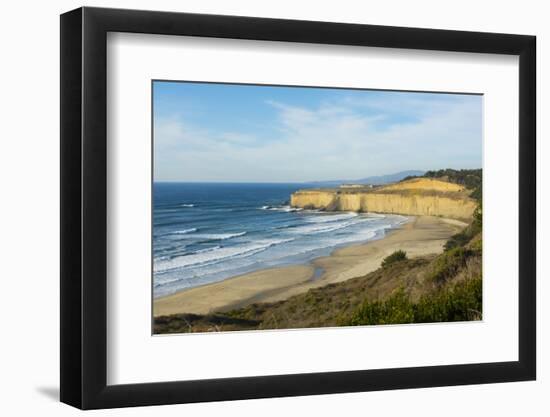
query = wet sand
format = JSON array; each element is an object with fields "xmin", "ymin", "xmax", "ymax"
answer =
[{"xmin": 153, "ymin": 216, "xmax": 466, "ymax": 316}]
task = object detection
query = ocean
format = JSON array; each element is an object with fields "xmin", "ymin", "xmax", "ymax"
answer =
[{"xmin": 153, "ymin": 182, "xmax": 408, "ymax": 298}]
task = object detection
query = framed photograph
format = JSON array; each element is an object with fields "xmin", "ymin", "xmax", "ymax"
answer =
[{"xmin": 60, "ymin": 7, "xmax": 536, "ymax": 409}]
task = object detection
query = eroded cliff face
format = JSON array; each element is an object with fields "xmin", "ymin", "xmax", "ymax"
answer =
[{"xmin": 290, "ymin": 179, "xmax": 477, "ymax": 220}]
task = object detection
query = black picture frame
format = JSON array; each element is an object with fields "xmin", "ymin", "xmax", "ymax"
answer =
[{"xmin": 60, "ymin": 6, "xmax": 536, "ymax": 410}]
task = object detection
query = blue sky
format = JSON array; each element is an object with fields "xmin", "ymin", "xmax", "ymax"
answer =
[{"xmin": 153, "ymin": 81, "xmax": 482, "ymax": 182}]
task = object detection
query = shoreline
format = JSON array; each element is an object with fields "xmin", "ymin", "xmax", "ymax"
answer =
[{"xmin": 153, "ymin": 215, "xmax": 466, "ymax": 317}]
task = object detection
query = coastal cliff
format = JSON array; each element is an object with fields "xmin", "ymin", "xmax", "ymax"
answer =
[{"xmin": 290, "ymin": 178, "xmax": 477, "ymax": 220}]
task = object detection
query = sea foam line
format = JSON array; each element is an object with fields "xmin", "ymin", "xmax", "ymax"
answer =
[
  {"xmin": 289, "ymin": 218, "xmax": 367, "ymax": 235},
  {"xmin": 154, "ymin": 238, "xmax": 294, "ymax": 273},
  {"xmin": 304, "ymin": 212, "xmax": 358, "ymax": 223}
]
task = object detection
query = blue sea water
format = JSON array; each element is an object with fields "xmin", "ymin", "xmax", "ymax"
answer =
[{"xmin": 153, "ymin": 183, "xmax": 408, "ymax": 298}]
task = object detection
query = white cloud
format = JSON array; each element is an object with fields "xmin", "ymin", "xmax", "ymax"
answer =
[{"xmin": 154, "ymin": 95, "xmax": 481, "ymax": 182}]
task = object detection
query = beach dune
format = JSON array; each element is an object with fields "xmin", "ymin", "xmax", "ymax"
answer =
[{"xmin": 153, "ymin": 216, "xmax": 465, "ymax": 317}]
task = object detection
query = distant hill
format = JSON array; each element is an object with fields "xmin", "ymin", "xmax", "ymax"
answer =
[{"xmin": 307, "ymin": 170, "xmax": 425, "ymax": 186}]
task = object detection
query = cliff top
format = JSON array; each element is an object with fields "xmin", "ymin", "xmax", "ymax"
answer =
[
  {"xmin": 296, "ymin": 177, "xmax": 472, "ymax": 199},
  {"xmin": 377, "ymin": 178, "xmax": 466, "ymax": 193}
]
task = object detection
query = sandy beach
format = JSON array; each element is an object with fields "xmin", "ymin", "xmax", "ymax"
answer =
[{"xmin": 153, "ymin": 216, "xmax": 466, "ymax": 316}]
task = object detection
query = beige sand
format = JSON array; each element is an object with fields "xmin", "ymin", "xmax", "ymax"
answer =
[{"xmin": 153, "ymin": 216, "xmax": 466, "ymax": 316}]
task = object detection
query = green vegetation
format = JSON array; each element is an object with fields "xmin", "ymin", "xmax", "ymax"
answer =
[
  {"xmin": 345, "ymin": 288, "xmax": 414, "ymax": 325},
  {"xmin": 444, "ymin": 203, "xmax": 482, "ymax": 251},
  {"xmin": 427, "ymin": 247, "xmax": 474, "ymax": 284},
  {"xmin": 424, "ymin": 168, "xmax": 482, "ymax": 190},
  {"xmin": 154, "ymin": 313, "xmax": 260, "ymax": 333},
  {"xmin": 415, "ymin": 277, "xmax": 482, "ymax": 322},
  {"xmin": 344, "ymin": 276, "xmax": 482, "ymax": 325},
  {"xmin": 381, "ymin": 250, "xmax": 407, "ymax": 268},
  {"xmin": 444, "ymin": 232, "xmax": 472, "ymax": 250}
]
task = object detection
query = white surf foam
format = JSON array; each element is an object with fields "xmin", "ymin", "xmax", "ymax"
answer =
[
  {"xmin": 260, "ymin": 205, "xmax": 303, "ymax": 212},
  {"xmin": 194, "ymin": 245, "xmax": 221, "ymax": 254},
  {"xmin": 169, "ymin": 230, "xmax": 246, "ymax": 241},
  {"xmin": 194, "ymin": 231, "xmax": 247, "ymax": 240},
  {"xmin": 171, "ymin": 228, "xmax": 198, "ymax": 234}
]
